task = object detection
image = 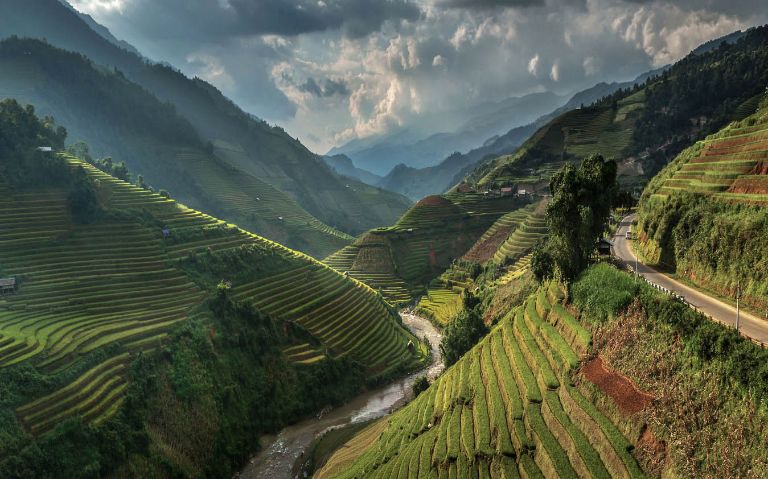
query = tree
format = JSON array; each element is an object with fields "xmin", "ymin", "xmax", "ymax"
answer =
[
  {"xmin": 543, "ymin": 154, "xmax": 617, "ymax": 280},
  {"xmin": 412, "ymin": 376, "xmax": 429, "ymax": 397},
  {"xmin": 439, "ymin": 297, "xmax": 488, "ymax": 367}
]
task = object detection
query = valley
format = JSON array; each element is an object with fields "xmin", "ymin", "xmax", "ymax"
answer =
[{"xmin": 0, "ymin": 4, "xmax": 767, "ymax": 479}]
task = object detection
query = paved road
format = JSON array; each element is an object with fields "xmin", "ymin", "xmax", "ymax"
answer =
[{"xmin": 613, "ymin": 214, "xmax": 768, "ymax": 345}]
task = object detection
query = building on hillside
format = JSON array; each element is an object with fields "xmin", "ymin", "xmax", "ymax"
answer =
[
  {"xmin": 597, "ymin": 238, "xmax": 614, "ymax": 256},
  {"xmin": 0, "ymin": 277, "xmax": 16, "ymax": 294},
  {"xmin": 501, "ymin": 186, "xmax": 513, "ymax": 196},
  {"xmin": 36, "ymin": 146, "xmax": 53, "ymax": 153},
  {"xmin": 516, "ymin": 188, "xmax": 528, "ymax": 197}
]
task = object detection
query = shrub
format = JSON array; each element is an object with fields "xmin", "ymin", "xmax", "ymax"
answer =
[{"xmin": 412, "ymin": 376, "xmax": 429, "ymax": 397}]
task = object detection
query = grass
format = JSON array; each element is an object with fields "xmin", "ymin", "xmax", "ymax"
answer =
[{"xmin": 319, "ymin": 284, "xmax": 645, "ymax": 479}]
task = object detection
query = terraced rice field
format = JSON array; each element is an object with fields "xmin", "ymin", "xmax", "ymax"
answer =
[
  {"xmin": 325, "ymin": 194, "xmax": 529, "ymax": 301},
  {"xmin": 324, "ymin": 245, "xmax": 413, "ymax": 305},
  {"xmin": 176, "ymin": 149, "xmax": 353, "ymax": 258},
  {"xmin": 654, "ymin": 103, "xmax": 768, "ymax": 205},
  {"xmin": 493, "ymin": 203, "xmax": 547, "ymax": 264},
  {"xmin": 463, "ymin": 205, "xmax": 536, "ymax": 263},
  {"xmin": 317, "ymin": 284, "xmax": 642, "ymax": 479},
  {"xmin": 2, "ymin": 155, "xmax": 420, "ymax": 435},
  {"xmin": 497, "ymin": 252, "xmax": 533, "ymax": 286},
  {"xmin": 283, "ymin": 343, "xmax": 326, "ymax": 366},
  {"xmin": 416, "ymin": 264, "xmax": 475, "ymax": 326}
]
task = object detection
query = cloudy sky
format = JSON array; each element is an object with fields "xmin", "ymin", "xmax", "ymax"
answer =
[{"xmin": 69, "ymin": 0, "xmax": 767, "ymax": 153}]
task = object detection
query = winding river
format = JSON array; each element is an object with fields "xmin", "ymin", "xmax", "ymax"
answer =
[{"xmin": 237, "ymin": 311, "xmax": 444, "ymax": 479}]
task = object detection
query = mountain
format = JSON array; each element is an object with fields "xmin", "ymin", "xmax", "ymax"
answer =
[
  {"xmin": 463, "ymin": 26, "xmax": 768, "ymax": 194},
  {"xmin": 323, "ymin": 154, "xmax": 382, "ymax": 185},
  {"xmin": 379, "ymin": 72, "xmax": 664, "ymax": 200},
  {"xmin": 0, "ymin": 36, "xmax": 354, "ymax": 259},
  {"xmin": 0, "ymin": 100, "xmax": 424, "ymax": 476},
  {"xmin": 0, "ymin": 0, "xmax": 411, "ymax": 238},
  {"xmin": 330, "ymin": 92, "xmax": 565, "ymax": 176}
]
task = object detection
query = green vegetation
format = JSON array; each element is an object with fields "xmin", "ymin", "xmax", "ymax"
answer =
[
  {"xmin": 0, "ymin": 104, "xmax": 423, "ymax": 477},
  {"xmin": 439, "ymin": 293, "xmax": 487, "ymax": 367},
  {"xmin": 319, "ymin": 280, "xmax": 644, "ymax": 479},
  {"xmin": 324, "ymin": 193, "xmax": 530, "ymax": 301},
  {"xmin": 572, "ymin": 264, "xmax": 768, "ymax": 477},
  {"xmin": 636, "ymin": 96, "xmax": 768, "ymax": 311},
  {"xmin": 532, "ymin": 155, "xmax": 617, "ymax": 280},
  {"xmin": 465, "ymin": 26, "xmax": 768, "ymax": 194},
  {"xmin": 0, "ymin": 36, "xmax": 406, "ymax": 259}
]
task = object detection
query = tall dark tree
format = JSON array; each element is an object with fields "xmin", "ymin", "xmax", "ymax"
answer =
[{"xmin": 536, "ymin": 154, "xmax": 617, "ymax": 281}]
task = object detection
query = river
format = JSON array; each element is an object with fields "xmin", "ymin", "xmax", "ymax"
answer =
[{"xmin": 237, "ymin": 311, "xmax": 443, "ymax": 479}]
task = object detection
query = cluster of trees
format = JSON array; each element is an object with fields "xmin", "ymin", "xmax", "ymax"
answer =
[
  {"xmin": 0, "ymin": 99, "xmax": 67, "ymax": 185},
  {"xmin": 439, "ymin": 292, "xmax": 488, "ymax": 367},
  {"xmin": 532, "ymin": 154, "xmax": 618, "ymax": 281}
]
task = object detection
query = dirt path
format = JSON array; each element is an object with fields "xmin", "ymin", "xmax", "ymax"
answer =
[{"xmin": 235, "ymin": 312, "xmax": 443, "ymax": 479}]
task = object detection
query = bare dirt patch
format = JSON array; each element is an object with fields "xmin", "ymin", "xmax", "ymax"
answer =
[
  {"xmin": 582, "ymin": 356, "xmax": 654, "ymax": 416},
  {"xmin": 462, "ymin": 226, "xmax": 513, "ymax": 262}
]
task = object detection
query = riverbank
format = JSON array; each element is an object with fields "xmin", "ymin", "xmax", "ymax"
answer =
[{"xmin": 236, "ymin": 311, "xmax": 443, "ymax": 479}]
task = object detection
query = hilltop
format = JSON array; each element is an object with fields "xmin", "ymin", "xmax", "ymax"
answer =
[
  {"xmin": 0, "ymin": 0, "xmax": 412, "ymax": 241},
  {"xmin": 0, "ymin": 101, "xmax": 424, "ymax": 477},
  {"xmin": 324, "ymin": 193, "xmax": 532, "ymax": 305},
  {"xmin": 463, "ymin": 26, "xmax": 768, "ymax": 195}
]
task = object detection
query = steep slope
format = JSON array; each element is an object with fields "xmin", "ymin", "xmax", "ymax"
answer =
[
  {"xmin": 0, "ymin": 37, "xmax": 351, "ymax": 259},
  {"xmin": 324, "ymin": 154, "xmax": 382, "ymax": 186},
  {"xmin": 0, "ymin": 107, "xmax": 423, "ymax": 475},
  {"xmin": 463, "ymin": 26, "xmax": 768, "ymax": 193},
  {"xmin": 0, "ymin": 0, "xmax": 411, "ymax": 234},
  {"xmin": 379, "ymin": 71, "xmax": 666, "ymax": 200},
  {"xmin": 317, "ymin": 282, "xmax": 644, "ymax": 479},
  {"xmin": 324, "ymin": 193, "xmax": 531, "ymax": 303},
  {"xmin": 635, "ymin": 94, "xmax": 768, "ymax": 312}
]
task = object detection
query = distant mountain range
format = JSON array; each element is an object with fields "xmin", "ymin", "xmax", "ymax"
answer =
[
  {"xmin": 0, "ymin": 0, "xmax": 412, "ymax": 257},
  {"xmin": 329, "ymin": 92, "xmax": 566, "ymax": 176},
  {"xmin": 365, "ymin": 68, "xmax": 666, "ymax": 200}
]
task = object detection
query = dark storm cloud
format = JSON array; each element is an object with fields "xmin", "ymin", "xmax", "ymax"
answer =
[
  {"xmin": 439, "ymin": 0, "xmax": 586, "ymax": 10},
  {"xmin": 440, "ymin": 0, "xmax": 544, "ymax": 8},
  {"xmin": 298, "ymin": 77, "xmax": 350, "ymax": 97},
  {"xmin": 120, "ymin": 0, "xmax": 421, "ymax": 41}
]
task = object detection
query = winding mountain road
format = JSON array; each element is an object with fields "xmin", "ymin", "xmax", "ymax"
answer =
[{"xmin": 613, "ymin": 214, "xmax": 768, "ymax": 346}]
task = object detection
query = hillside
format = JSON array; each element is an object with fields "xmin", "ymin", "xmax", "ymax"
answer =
[
  {"xmin": 0, "ymin": 0, "xmax": 412, "ymax": 236},
  {"xmin": 0, "ymin": 103, "xmax": 423, "ymax": 476},
  {"xmin": 463, "ymin": 26, "xmax": 768, "ymax": 194},
  {"xmin": 317, "ymin": 280, "xmax": 644, "ymax": 479},
  {"xmin": 323, "ymin": 154, "xmax": 382, "ymax": 186},
  {"xmin": 324, "ymin": 193, "xmax": 531, "ymax": 304},
  {"xmin": 635, "ymin": 94, "xmax": 768, "ymax": 312},
  {"xmin": 318, "ymin": 264, "xmax": 768, "ymax": 478},
  {"xmin": 378, "ymin": 70, "xmax": 666, "ymax": 201},
  {"xmin": 0, "ymin": 37, "xmax": 355, "ymax": 259}
]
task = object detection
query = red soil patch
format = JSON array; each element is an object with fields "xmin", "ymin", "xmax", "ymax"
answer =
[
  {"xmin": 727, "ymin": 176, "xmax": 768, "ymax": 194},
  {"xmin": 462, "ymin": 226, "xmax": 513, "ymax": 263},
  {"xmin": 582, "ymin": 356, "xmax": 654, "ymax": 416},
  {"xmin": 637, "ymin": 424, "xmax": 666, "ymax": 456},
  {"xmin": 416, "ymin": 195, "xmax": 452, "ymax": 207},
  {"xmin": 749, "ymin": 160, "xmax": 768, "ymax": 176}
]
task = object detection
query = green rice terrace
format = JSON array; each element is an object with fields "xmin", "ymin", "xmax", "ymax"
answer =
[
  {"xmin": 0, "ymin": 155, "xmax": 423, "ymax": 436},
  {"xmin": 472, "ymin": 91, "xmax": 644, "ymax": 190},
  {"xmin": 176, "ymin": 149, "xmax": 353, "ymax": 259},
  {"xmin": 416, "ymin": 202, "xmax": 548, "ymax": 325},
  {"xmin": 317, "ymin": 282, "xmax": 644, "ymax": 479},
  {"xmin": 650, "ymin": 97, "xmax": 768, "ymax": 205},
  {"xmin": 323, "ymin": 193, "xmax": 531, "ymax": 303}
]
